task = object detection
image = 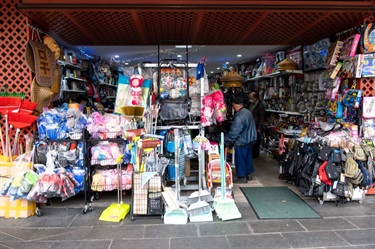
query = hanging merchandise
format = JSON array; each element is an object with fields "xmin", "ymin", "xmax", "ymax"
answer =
[{"xmin": 360, "ymin": 22, "xmax": 375, "ymax": 53}]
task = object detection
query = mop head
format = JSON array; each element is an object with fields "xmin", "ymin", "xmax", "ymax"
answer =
[
  {"xmin": 188, "ymin": 190, "xmax": 214, "ymax": 205},
  {"xmin": 99, "ymin": 203, "xmax": 130, "ymax": 222},
  {"xmin": 188, "ymin": 200, "xmax": 213, "ymax": 222}
]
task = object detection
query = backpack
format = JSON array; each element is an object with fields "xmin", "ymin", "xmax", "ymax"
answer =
[
  {"xmin": 358, "ymin": 161, "xmax": 372, "ymax": 187},
  {"xmin": 325, "ymin": 162, "xmax": 339, "ymax": 180},
  {"xmin": 344, "ymin": 154, "xmax": 360, "ymax": 178},
  {"xmin": 319, "ymin": 161, "xmax": 332, "ymax": 186},
  {"xmin": 331, "ymin": 181, "xmax": 350, "ymax": 198},
  {"xmin": 354, "ymin": 144, "xmax": 367, "ymax": 162}
]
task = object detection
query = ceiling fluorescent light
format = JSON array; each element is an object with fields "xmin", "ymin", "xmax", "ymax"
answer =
[
  {"xmin": 114, "ymin": 55, "xmax": 119, "ymax": 58},
  {"xmin": 237, "ymin": 54, "xmax": 242, "ymax": 57},
  {"xmin": 175, "ymin": 45, "xmax": 192, "ymax": 48},
  {"xmin": 177, "ymin": 54, "xmax": 182, "ymax": 58}
]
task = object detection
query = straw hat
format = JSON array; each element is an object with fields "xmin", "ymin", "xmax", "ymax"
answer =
[
  {"xmin": 277, "ymin": 58, "xmax": 298, "ymax": 71},
  {"xmin": 43, "ymin": 36, "xmax": 61, "ymax": 60},
  {"xmin": 25, "ymin": 40, "xmax": 56, "ymax": 87},
  {"xmin": 31, "ymin": 77, "xmax": 53, "ymax": 113}
]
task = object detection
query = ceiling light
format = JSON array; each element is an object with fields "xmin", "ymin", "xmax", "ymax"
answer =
[
  {"xmin": 225, "ymin": 62, "xmax": 229, "ymax": 64},
  {"xmin": 217, "ymin": 67, "xmax": 220, "ymax": 70},
  {"xmin": 175, "ymin": 45, "xmax": 192, "ymax": 48},
  {"xmin": 210, "ymin": 71, "xmax": 214, "ymax": 74},
  {"xmin": 177, "ymin": 54, "xmax": 182, "ymax": 58},
  {"xmin": 114, "ymin": 55, "xmax": 119, "ymax": 58},
  {"xmin": 125, "ymin": 62, "xmax": 129, "ymax": 65},
  {"xmin": 237, "ymin": 54, "xmax": 242, "ymax": 57}
]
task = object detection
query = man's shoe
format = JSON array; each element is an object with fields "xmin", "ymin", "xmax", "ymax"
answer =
[
  {"xmin": 247, "ymin": 174, "xmax": 252, "ymax": 181},
  {"xmin": 233, "ymin": 177, "xmax": 247, "ymax": 183}
]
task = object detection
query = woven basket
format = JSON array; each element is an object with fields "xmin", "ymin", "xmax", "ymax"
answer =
[{"xmin": 220, "ymin": 71, "xmax": 244, "ymax": 88}]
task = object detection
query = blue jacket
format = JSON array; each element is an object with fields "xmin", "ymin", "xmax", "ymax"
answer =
[{"xmin": 224, "ymin": 107, "xmax": 257, "ymax": 147}]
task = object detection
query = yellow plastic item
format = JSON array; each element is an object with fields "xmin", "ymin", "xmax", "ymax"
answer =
[{"xmin": 99, "ymin": 203, "xmax": 130, "ymax": 222}]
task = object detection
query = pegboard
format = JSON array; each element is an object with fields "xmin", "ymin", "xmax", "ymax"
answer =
[
  {"xmin": 0, "ymin": 0, "xmax": 34, "ymax": 156},
  {"xmin": 358, "ymin": 78, "xmax": 375, "ymax": 97}
]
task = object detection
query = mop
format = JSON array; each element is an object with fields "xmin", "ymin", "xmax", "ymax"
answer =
[
  {"xmin": 99, "ymin": 155, "xmax": 130, "ymax": 222},
  {"xmin": 187, "ymin": 127, "xmax": 213, "ymax": 222},
  {"xmin": 163, "ymin": 130, "xmax": 188, "ymax": 224},
  {"xmin": 212, "ymin": 132, "xmax": 241, "ymax": 221}
]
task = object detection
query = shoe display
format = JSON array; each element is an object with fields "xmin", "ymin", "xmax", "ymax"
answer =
[
  {"xmin": 247, "ymin": 174, "xmax": 252, "ymax": 181},
  {"xmin": 233, "ymin": 177, "xmax": 247, "ymax": 183}
]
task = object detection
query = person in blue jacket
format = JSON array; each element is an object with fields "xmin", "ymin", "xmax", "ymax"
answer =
[{"xmin": 224, "ymin": 97, "xmax": 257, "ymax": 183}]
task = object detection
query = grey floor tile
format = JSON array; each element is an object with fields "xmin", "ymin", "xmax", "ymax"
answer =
[
  {"xmin": 345, "ymin": 216, "xmax": 375, "ymax": 228},
  {"xmin": 198, "ymin": 221, "xmax": 251, "ymax": 236},
  {"xmin": 29, "ymin": 227, "xmax": 88, "ymax": 241},
  {"xmin": 336, "ymin": 229, "xmax": 375, "ymax": 245},
  {"xmin": 69, "ymin": 207, "xmax": 125, "ymax": 227},
  {"xmin": 250, "ymin": 220, "xmax": 305, "ymax": 233},
  {"xmin": 15, "ymin": 207, "xmax": 81, "ymax": 227},
  {"xmin": 0, "ymin": 218, "xmax": 21, "ymax": 228},
  {"xmin": 330, "ymin": 246, "xmax": 375, "ymax": 249},
  {"xmin": 86, "ymin": 225, "xmax": 144, "ymax": 239},
  {"xmin": 235, "ymin": 202, "xmax": 257, "ymax": 220},
  {"xmin": 298, "ymin": 217, "xmax": 357, "ymax": 231},
  {"xmin": 0, "ymin": 232, "xmax": 22, "ymax": 242},
  {"xmin": 0, "ymin": 228, "xmax": 38, "ymax": 241},
  {"xmin": 0, "ymin": 241, "xmax": 52, "ymax": 249},
  {"xmin": 305, "ymin": 201, "xmax": 367, "ymax": 218},
  {"xmin": 282, "ymin": 231, "xmax": 349, "ymax": 248},
  {"xmin": 171, "ymin": 236, "xmax": 229, "ymax": 249},
  {"xmin": 50, "ymin": 240, "xmax": 111, "ymax": 249},
  {"xmin": 111, "ymin": 238, "xmax": 169, "ymax": 249},
  {"xmin": 34, "ymin": 227, "xmax": 92, "ymax": 241},
  {"xmin": 227, "ymin": 234, "xmax": 291, "ymax": 249},
  {"xmin": 144, "ymin": 224, "xmax": 198, "ymax": 238}
]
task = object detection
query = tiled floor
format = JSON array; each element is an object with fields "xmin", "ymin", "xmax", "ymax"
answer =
[{"xmin": 1, "ymin": 156, "xmax": 375, "ymax": 249}]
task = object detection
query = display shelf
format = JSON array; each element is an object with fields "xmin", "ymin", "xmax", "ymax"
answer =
[
  {"xmin": 65, "ymin": 76, "xmax": 87, "ymax": 82},
  {"xmin": 57, "ymin": 60, "xmax": 84, "ymax": 70},
  {"xmin": 265, "ymin": 109, "xmax": 304, "ymax": 116},
  {"xmin": 61, "ymin": 89, "xmax": 86, "ymax": 93},
  {"xmin": 100, "ymin": 82, "xmax": 117, "ymax": 88},
  {"xmin": 246, "ymin": 69, "xmax": 303, "ymax": 81}
]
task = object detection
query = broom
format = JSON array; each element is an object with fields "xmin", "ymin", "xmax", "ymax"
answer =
[
  {"xmin": 188, "ymin": 129, "xmax": 213, "ymax": 204},
  {"xmin": 187, "ymin": 128, "xmax": 213, "ymax": 222},
  {"xmin": 212, "ymin": 132, "xmax": 242, "ymax": 221},
  {"xmin": 8, "ymin": 112, "xmax": 37, "ymax": 157},
  {"xmin": 0, "ymin": 97, "xmax": 22, "ymax": 158}
]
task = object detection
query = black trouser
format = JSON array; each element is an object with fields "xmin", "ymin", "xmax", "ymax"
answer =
[{"xmin": 252, "ymin": 132, "xmax": 260, "ymax": 158}]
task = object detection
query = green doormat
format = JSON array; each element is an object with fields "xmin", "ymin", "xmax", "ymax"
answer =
[{"xmin": 241, "ymin": 186, "xmax": 321, "ymax": 219}]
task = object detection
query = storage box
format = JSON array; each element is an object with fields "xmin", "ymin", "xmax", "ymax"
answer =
[{"xmin": 0, "ymin": 196, "xmax": 36, "ymax": 219}]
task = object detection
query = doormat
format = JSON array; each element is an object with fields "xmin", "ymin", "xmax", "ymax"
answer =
[{"xmin": 240, "ymin": 186, "xmax": 321, "ymax": 219}]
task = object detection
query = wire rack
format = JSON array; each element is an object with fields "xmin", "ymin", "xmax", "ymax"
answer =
[{"xmin": 130, "ymin": 171, "xmax": 163, "ymax": 220}]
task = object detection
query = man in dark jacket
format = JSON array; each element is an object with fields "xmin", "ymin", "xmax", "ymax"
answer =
[
  {"xmin": 247, "ymin": 91, "xmax": 266, "ymax": 158},
  {"xmin": 224, "ymin": 97, "xmax": 257, "ymax": 183}
]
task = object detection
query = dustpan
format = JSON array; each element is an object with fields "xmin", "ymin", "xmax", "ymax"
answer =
[
  {"xmin": 163, "ymin": 132, "xmax": 188, "ymax": 224},
  {"xmin": 212, "ymin": 132, "xmax": 241, "ymax": 221},
  {"xmin": 99, "ymin": 155, "xmax": 130, "ymax": 222}
]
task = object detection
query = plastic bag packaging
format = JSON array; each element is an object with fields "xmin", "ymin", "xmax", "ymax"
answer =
[
  {"xmin": 27, "ymin": 180, "xmax": 47, "ymax": 203},
  {"xmin": 14, "ymin": 151, "xmax": 33, "ymax": 172},
  {"xmin": 72, "ymin": 167, "xmax": 85, "ymax": 193}
]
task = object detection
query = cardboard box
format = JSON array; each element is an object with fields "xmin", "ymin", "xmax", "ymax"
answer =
[
  {"xmin": 185, "ymin": 160, "xmax": 191, "ymax": 177},
  {"xmin": 0, "ymin": 196, "xmax": 36, "ymax": 219}
]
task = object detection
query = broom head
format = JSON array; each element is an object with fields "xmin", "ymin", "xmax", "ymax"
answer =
[
  {"xmin": 8, "ymin": 112, "xmax": 37, "ymax": 129},
  {"xmin": 18, "ymin": 100, "xmax": 37, "ymax": 114},
  {"xmin": 0, "ymin": 97, "xmax": 22, "ymax": 114}
]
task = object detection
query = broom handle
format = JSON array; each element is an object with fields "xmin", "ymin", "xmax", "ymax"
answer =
[
  {"xmin": 198, "ymin": 127, "xmax": 202, "ymax": 201},
  {"xmin": 12, "ymin": 128, "xmax": 20, "ymax": 156},
  {"xmin": 220, "ymin": 132, "xmax": 225, "ymax": 199},
  {"xmin": 0, "ymin": 123, "xmax": 5, "ymax": 157},
  {"xmin": 4, "ymin": 114, "xmax": 8, "ymax": 158}
]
